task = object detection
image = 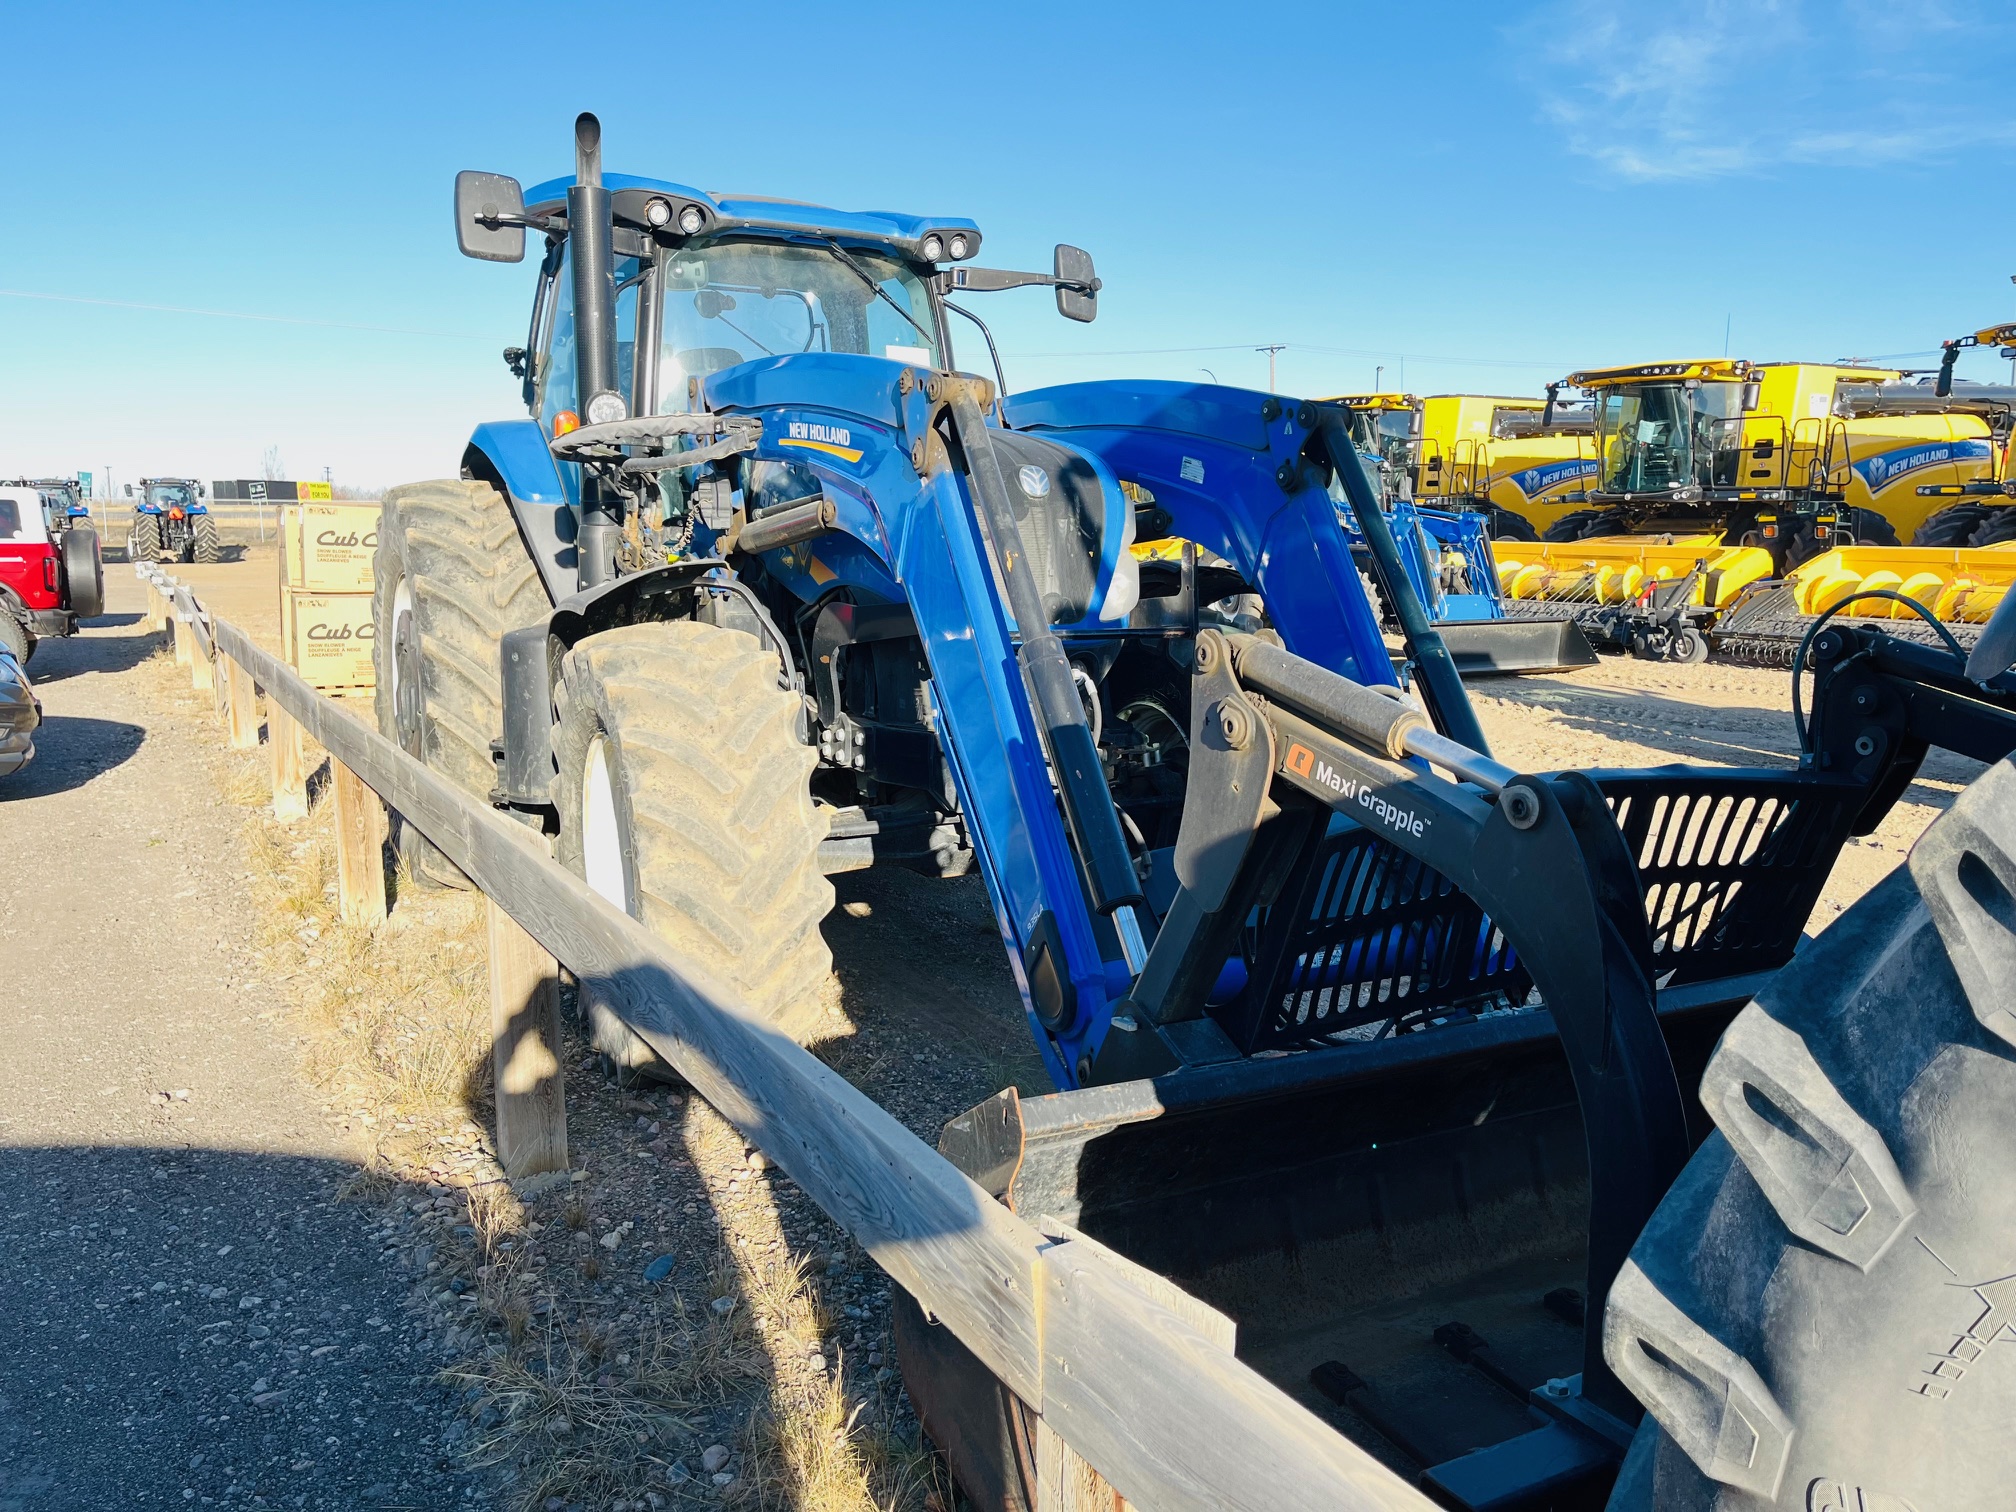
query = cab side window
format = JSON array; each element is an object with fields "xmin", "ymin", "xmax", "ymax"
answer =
[
  {"xmin": 0, "ymin": 500, "xmax": 18, "ymax": 539},
  {"xmin": 536, "ymin": 251, "xmax": 640, "ymax": 436}
]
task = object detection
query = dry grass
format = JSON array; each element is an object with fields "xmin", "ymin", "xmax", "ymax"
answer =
[{"xmin": 151, "ymin": 645, "xmax": 951, "ymax": 1512}]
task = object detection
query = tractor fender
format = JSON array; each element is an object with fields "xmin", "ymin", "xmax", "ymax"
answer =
[
  {"xmin": 465, "ymin": 421, "xmax": 575, "ymax": 605},
  {"xmin": 494, "ymin": 559, "xmax": 800, "ymax": 810}
]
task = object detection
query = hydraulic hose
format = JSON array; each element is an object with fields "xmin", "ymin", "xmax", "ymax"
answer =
[
  {"xmin": 1315, "ymin": 414, "xmax": 1490, "ymax": 754},
  {"xmin": 941, "ymin": 388, "xmax": 1149, "ymax": 967}
]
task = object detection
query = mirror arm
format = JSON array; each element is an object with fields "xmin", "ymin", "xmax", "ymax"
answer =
[{"xmin": 476, "ymin": 211, "xmax": 564, "ymax": 235}]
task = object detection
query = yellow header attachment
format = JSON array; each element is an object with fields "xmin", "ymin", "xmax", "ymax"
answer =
[
  {"xmin": 1321, "ymin": 392, "xmax": 1421, "ymax": 412},
  {"xmin": 1566, "ymin": 359, "xmax": 1752, "ymax": 388}
]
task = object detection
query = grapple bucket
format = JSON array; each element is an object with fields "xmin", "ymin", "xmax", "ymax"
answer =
[{"xmin": 1431, "ymin": 614, "xmax": 1599, "ymax": 676}]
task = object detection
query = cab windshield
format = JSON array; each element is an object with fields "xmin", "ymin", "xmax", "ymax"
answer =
[
  {"xmin": 146, "ymin": 483, "xmax": 196, "ymax": 509},
  {"xmin": 655, "ymin": 239, "xmax": 941, "ymax": 413},
  {"xmin": 1594, "ymin": 382, "xmax": 1745, "ymax": 495}
]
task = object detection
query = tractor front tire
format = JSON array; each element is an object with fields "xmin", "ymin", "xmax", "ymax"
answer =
[
  {"xmin": 132, "ymin": 513, "xmax": 162, "ymax": 562},
  {"xmin": 1603, "ymin": 759, "xmax": 2016, "ymax": 1510},
  {"xmin": 192, "ymin": 514, "xmax": 221, "ymax": 564},
  {"xmin": 553, "ymin": 621, "xmax": 836, "ymax": 1069},
  {"xmin": 373, "ymin": 479, "xmax": 546, "ymax": 889}
]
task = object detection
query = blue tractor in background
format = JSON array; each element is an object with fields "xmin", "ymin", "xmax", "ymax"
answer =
[
  {"xmin": 373, "ymin": 115, "xmax": 2016, "ymax": 1511},
  {"xmin": 126, "ymin": 476, "xmax": 219, "ymax": 563}
]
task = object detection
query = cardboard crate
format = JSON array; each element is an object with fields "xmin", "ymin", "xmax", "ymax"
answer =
[
  {"xmin": 282, "ymin": 589, "xmax": 376, "ymax": 690},
  {"xmin": 280, "ymin": 503, "xmax": 381, "ymax": 594}
]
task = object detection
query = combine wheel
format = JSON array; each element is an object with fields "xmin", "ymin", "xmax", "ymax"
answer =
[
  {"xmin": 1910, "ymin": 502, "xmax": 1994, "ymax": 547},
  {"xmin": 192, "ymin": 514, "xmax": 221, "ymax": 564},
  {"xmin": 1971, "ymin": 507, "xmax": 2016, "ymax": 547},
  {"xmin": 1541, "ymin": 507, "xmax": 1626, "ymax": 542},
  {"xmin": 553, "ymin": 621, "xmax": 835, "ymax": 1067},
  {"xmin": 1484, "ymin": 505, "xmax": 1540, "ymax": 542},
  {"xmin": 1604, "ymin": 760, "xmax": 2016, "ymax": 1510},
  {"xmin": 132, "ymin": 513, "xmax": 162, "ymax": 562},
  {"xmin": 372, "ymin": 479, "xmax": 546, "ymax": 888}
]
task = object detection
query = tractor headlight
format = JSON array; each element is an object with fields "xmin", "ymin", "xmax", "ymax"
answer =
[
  {"xmin": 585, "ymin": 391, "xmax": 629, "ymax": 426},
  {"xmin": 921, "ymin": 233, "xmax": 945, "ymax": 262},
  {"xmin": 948, "ymin": 233, "xmax": 970, "ymax": 260},
  {"xmin": 677, "ymin": 204, "xmax": 706, "ymax": 236},
  {"xmin": 645, "ymin": 197, "xmax": 673, "ymax": 227}
]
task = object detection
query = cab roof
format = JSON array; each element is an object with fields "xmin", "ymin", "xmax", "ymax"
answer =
[{"xmin": 523, "ymin": 172, "xmax": 980, "ymax": 260}]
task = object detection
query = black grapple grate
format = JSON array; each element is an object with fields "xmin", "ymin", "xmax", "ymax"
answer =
[
  {"xmin": 1214, "ymin": 770, "xmax": 1868, "ymax": 1052},
  {"xmin": 1217, "ymin": 824, "xmax": 1534, "ymax": 1052},
  {"xmin": 1595, "ymin": 770, "xmax": 1868, "ymax": 985}
]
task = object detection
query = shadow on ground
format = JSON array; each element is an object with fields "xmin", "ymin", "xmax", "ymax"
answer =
[{"xmin": 0, "ymin": 1145, "xmax": 475, "ymax": 1510}]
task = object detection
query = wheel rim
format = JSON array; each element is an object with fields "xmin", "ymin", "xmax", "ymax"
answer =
[
  {"xmin": 390, "ymin": 575, "xmax": 425, "ymax": 757},
  {"xmin": 581, "ymin": 734, "xmax": 629, "ymax": 913}
]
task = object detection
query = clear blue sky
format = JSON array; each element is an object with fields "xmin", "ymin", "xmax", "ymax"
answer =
[{"xmin": 6, "ymin": 0, "xmax": 2015, "ymax": 493}]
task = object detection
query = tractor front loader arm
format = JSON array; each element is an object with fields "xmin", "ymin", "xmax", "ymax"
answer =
[{"xmin": 1130, "ymin": 627, "xmax": 1691, "ymax": 1424}]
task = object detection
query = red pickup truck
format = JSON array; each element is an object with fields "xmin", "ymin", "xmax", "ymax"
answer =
[{"xmin": 0, "ymin": 484, "xmax": 103, "ymax": 663}]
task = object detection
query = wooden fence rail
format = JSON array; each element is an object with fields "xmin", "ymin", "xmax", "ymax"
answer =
[{"xmin": 136, "ymin": 563, "xmax": 1433, "ymax": 1512}]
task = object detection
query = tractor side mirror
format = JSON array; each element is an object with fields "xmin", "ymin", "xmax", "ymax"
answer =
[
  {"xmin": 123, "ymin": 484, "xmax": 133, "ymax": 497},
  {"xmin": 1054, "ymin": 245, "xmax": 1099, "ymax": 323},
  {"xmin": 456, "ymin": 171, "xmax": 527, "ymax": 263}
]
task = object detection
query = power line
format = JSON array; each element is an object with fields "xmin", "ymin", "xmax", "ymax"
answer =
[
  {"xmin": 0, "ymin": 288, "xmax": 490, "ymax": 341},
  {"xmin": 1009, "ymin": 338, "xmax": 1571, "ymax": 370}
]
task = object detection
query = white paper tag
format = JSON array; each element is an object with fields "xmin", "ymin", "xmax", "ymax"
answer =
[
  {"xmin": 1180, "ymin": 456, "xmax": 1206, "ymax": 484},
  {"xmin": 885, "ymin": 344, "xmax": 931, "ymax": 366}
]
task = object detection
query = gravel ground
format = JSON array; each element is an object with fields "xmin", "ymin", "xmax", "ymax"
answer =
[{"xmin": 0, "ymin": 574, "xmax": 481, "ymax": 1511}]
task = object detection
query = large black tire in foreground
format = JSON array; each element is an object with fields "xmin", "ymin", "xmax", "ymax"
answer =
[
  {"xmin": 61, "ymin": 525, "xmax": 103, "ymax": 619},
  {"xmin": 1604, "ymin": 758, "xmax": 2016, "ymax": 1509},
  {"xmin": 553, "ymin": 621, "xmax": 835, "ymax": 1065},
  {"xmin": 372, "ymin": 479, "xmax": 546, "ymax": 887},
  {"xmin": 192, "ymin": 513, "xmax": 221, "ymax": 564}
]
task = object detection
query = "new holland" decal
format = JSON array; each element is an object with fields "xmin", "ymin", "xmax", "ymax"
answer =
[
  {"xmin": 1851, "ymin": 438, "xmax": 1993, "ymax": 491},
  {"xmin": 1505, "ymin": 458, "xmax": 1597, "ymax": 499}
]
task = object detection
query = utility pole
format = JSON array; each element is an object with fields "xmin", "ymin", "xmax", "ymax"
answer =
[
  {"xmin": 1256, "ymin": 344, "xmax": 1287, "ymax": 394},
  {"xmin": 1374, "ymin": 365, "xmax": 1384, "ymax": 392}
]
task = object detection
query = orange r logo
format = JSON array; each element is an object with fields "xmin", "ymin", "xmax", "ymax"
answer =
[{"xmin": 1286, "ymin": 744, "xmax": 1314, "ymax": 777}]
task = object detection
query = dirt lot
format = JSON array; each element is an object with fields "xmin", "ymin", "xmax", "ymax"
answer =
[{"xmin": 2, "ymin": 547, "xmax": 1982, "ymax": 1508}]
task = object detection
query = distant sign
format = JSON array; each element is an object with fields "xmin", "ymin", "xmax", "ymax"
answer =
[
  {"xmin": 301, "ymin": 481, "xmax": 333, "ymax": 501},
  {"xmin": 78, "ymin": 472, "xmax": 93, "ymax": 498}
]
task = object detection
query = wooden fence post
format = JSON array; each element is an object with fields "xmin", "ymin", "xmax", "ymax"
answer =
[
  {"xmin": 171, "ymin": 612, "xmax": 192, "ymax": 668},
  {"xmin": 225, "ymin": 658, "xmax": 258, "ymax": 749},
  {"xmin": 331, "ymin": 758, "xmax": 387, "ymax": 928},
  {"xmin": 487, "ymin": 895, "xmax": 568, "ymax": 1180},
  {"xmin": 190, "ymin": 639, "xmax": 214, "ymax": 693},
  {"xmin": 269, "ymin": 703, "xmax": 309, "ymax": 820}
]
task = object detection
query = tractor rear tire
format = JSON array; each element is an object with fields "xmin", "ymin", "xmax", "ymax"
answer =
[
  {"xmin": 1542, "ymin": 508, "xmax": 1626, "ymax": 542},
  {"xmin": 373, "ymin": 479, "xmax": 546, "ymax": 889},
  {"xmin": 132, "ymin": 513, "xmax": 162, "ymax": 563},
  {"xmin": 1970, "ymin": 507, "xmax": 2016, "ymax": 547},
  {"xmin": 552, "ymin": 621, "xmax": 836, "ymax": 1068},
  {"xmin": 1910, "ymin": 502, "xmax": 1993, "ymax": 547},
  {"xmin": 192, "ymin": 514, "xmax": 221, "ymax": 564},
  {"xmin": 1602, "ymin": 759, "xmax": 2016, "ymax": 1510}
]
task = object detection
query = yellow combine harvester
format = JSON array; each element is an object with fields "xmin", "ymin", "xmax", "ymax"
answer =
[
  {"xmin": 1333, "ymin": 391, "xmax": 1600, "ymax": 538},
  {"xmin": 1485, "ymin": 356, "xmax": 2011, "ymax": 659},
  {"xmin": 1541, "ymin": 358, "xmax": 1999, "ymax": 560}
]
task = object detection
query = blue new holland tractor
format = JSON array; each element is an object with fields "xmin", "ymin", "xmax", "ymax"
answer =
[
  {"xmin": 126, "ymin": 476, "xmax": 219, "ymax": 563},
  {"xmin": 379, "ymin": 116, "xmax": 2016, "ymax": 1510}
]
